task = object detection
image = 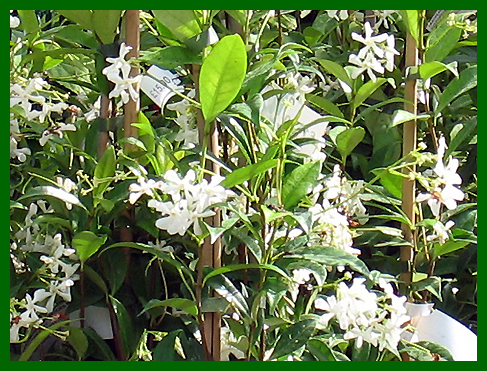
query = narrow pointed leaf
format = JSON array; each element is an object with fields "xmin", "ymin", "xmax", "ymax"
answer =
[
  {"xmin": 436, "ymin": 65, "xmax": 477, "ymax": 113},
  {"xmin": 282, "ymin": 160, "xmax": 322, "ymax": 209},
  {"xmin": 270, "ymin": 319, "xmax": 316, "ymax": 360}
]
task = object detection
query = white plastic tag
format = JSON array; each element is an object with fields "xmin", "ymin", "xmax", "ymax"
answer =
[{"xmin": 140, "ymin": 66, "xmax": 184, "ymax": 109}]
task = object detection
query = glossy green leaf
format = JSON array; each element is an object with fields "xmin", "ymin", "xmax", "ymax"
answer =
[
  {"xmin": 270, "ymin": 318, "xmax": 316, "ymax": 360},
  {"xmin": 391, "ymin": 109, "xmax": 431, "ymax": 127},
  {"xmin": 139, "ymin": 46, "xmax": 202, "ymax": 69},
  {"xmin": 139, "ymin": 298, "xmax": 198, "ymax": 317},
  {"xmin": 351, "ymin": 78, "xmax": 387, "ymax": 112},
  {"xmin": 72, "ymin": 231, "xmax": 107, "ymax": 265},
  {"xmin": 203, "ymin": 263, "xmax": 290, "ymax": 286},
  {"xmin": 286, "ymin": 246, "xmax": 370, "ymax": 277},
  {"xmin": 230, "ymin": 228, "xmax": 263, "ymax": 262},
  {"xmin": 109, "ymin": 295, "xmax": 136, "ymax": 357},
  {"xmin": 67, "ymin": 326, "xmax": 89, "ymax": 360},
  {"xmin": 199, "ymin": 34, "xmax": 247, "ymax": 123},
  {"xmin": 18, "ymin": 321, "xmax": 70, "ymax": 361},
  {"xmin": 152, "ymin": 330, "xmax": 184, "ymax": 361},
  {"xmin": 436, "ymin": 65, "xmax": 477, "ymax": 113},
  {"xmin": 308, "ymin": 338, "xmax": 337, "ymax": 361},
  {"xmin": 432, "ymin": 240, "xmax": 470, "ymax": 260},
  {"xmin": 446, "ymin": 116, "xmax": 477, "ymax": 158},
  {"xmin": 205, "ymin": 269, "xmax": 250, "ymax": 320},
  {"xmin": 335, "ymin": 127, "xmax": 365, "ymax": 162},
  {"xmin": 316, "ymin": 59, "xmax": 353, "ymax": 92},
  {"xmin": 399, "ymin": 10, "xmax": 420, "ymax": 42},
  {"xmin": 92, "ymin": 10, "xmax": 122, "ymax": 44},
  {"xmin": 221, "ymin": 159, "xmax": 278, "ymax": 188},
  {"xmin": 152, "ymin": 10, "xmax": 203, "ymax": 42},
  {"xmin": 415, "ymin": 341, "xmax": 455, "ymax": 361},
  {"xmin": 306, "ymin": 94, "xmax": 344, "ymax": 118},
  {"xmin": 282, "ymin": 160, "xmax": 322, "ymax": 210},
  {"xmin": 17, "ymin": 10, "xmax": 38, "ymax": 34},
  {"xmin": 94, "ymin": 145, "xmax": 116, "ymax": 198},
  {"xmin": 82, "ymin": 328, "xmax": 117, "ymax": 361},
  {"xmin": 424, "ymin": 22, "xmax": 462, "ymax": 63},
  {"xmin": 419, "ymin": 61, "xmax": 459, "ymax": 79},
  {"xmin": 57, "ymin": 10, "xmax": 93, "ymax": 30},
  {"xmin": 411, "ymin": 276, "xmax": 442, "ymax": 301}
]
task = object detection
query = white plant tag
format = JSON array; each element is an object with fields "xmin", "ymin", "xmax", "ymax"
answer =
[{"xmin": 140, "ymin": 66, "xmax": 184, "ymax": 109}]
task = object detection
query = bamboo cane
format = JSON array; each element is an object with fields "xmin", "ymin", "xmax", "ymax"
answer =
[
  {"xmin": 401, "ymin": 31, "xmax": 419, "ymax": 292},
  {"xmin": 192, "ymin": 62, "xmax": 222, "ymax": 361}
]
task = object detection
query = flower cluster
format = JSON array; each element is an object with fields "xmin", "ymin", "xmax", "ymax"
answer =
[
  {"xmin": 129, "ymin": 169, "xmax": 234, "ymax": 236},
  {"xmin": 417, "ymin": 136, "xmax": 465, "ymax": 217},
  {"xmin": 315, "ymin": 277, "xmax": 409, "ymax": 353},
  {"xmin": 102, "ymin": 42, "xmax": 141, "ymax": 106},
  {"xmin": 10, "ymin": 201, "xmax": 80, "ymax": 343},
  {"xmin": 348, "ymin": 22, "xmax": 399, "ymax": 82},
  {"xmin": 309, "ymin": 165, "xmax": 369, "ymax": 255},
  {"xmin": 166, "ymin": 89, "xmax": 199, "ymax": 147}
]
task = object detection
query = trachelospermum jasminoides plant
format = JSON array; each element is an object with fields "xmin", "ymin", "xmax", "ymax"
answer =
[{"xmin": 11, "ymin": 10, "xmax": 475, "ymax": 361}]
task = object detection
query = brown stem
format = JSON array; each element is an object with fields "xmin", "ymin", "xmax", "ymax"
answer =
[{"xmin": 400, "ymin": 31, "xmax": 419, "ymax": 294}]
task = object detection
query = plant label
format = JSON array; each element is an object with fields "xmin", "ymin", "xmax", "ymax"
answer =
[{"xmin": 140, "ymin": 66, "xmax": 184, "ymax": 109}]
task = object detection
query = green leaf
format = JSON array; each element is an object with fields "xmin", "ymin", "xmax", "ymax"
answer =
[
  {"xmin": 18, "ymin": 321, "xmax": 70, "ymax": 361},
  {"xmin": 282, "ymin": 160, "xmax": 322, "ymax": 210},
  {"xmin": 67, "ymin": 326, "xmax": 89, "ymax": 360},
  {"xmin": 18, "ymin": 186, "xmax": 87, "ymax": 210},
  {"xmin": 93, "ymin": 145, "xmax": 116, "ymax": 198},
  {"xmin": 351, "ymin": 78, "xmax": 387, "ymax": 112},
  {"xmin": 221, "ymin": 159, "xmax": 278, "ymax": 188},
  {"xmin": 203, "ymin": 263, "xmax": 290, "ymax": 286},
  {"xmin": 72, "ymin": 231, "xmax": 107, "ymax": 265},
  {"xmin": 83, "ymin": 264, "xmax": 108, "ymax": 294},
  {"xmin": 92, "ymin": 10, "xmax": 122, "ymax": 44},
  {"xmin": 82, "ymin": 328, "xmax": 116, "ymax": 361},
  {"xmin": 152, "ymin": 10, "xmax": 203, "ymax": 43},
  {"xmin": 17, "ymin": 10, "xmax": 39, "ymax": 33},
  {"xmin": 306, "ymin": 94, "xmax": 344, "ymax": 118},
  {"xmin": 139, "ymin": 298, "xmax": 198, "ymax": 317},
  {"xmin": 391, "ymin": 109, "xmax": 431, "ymax": 127},
  {"xmin": 316, "ymin": 59, "xmax": 353, "ymax": 92},
  {"xmin": 446, "ymin": 116, "xmax": 476, "ymax": 158},
  {"xmin": 419, "ymin": 61, "xmax": 459, "ymax": 79},
  {"xmin": 335, "ymin": 127, "xmax": 365, "ymax": 162},
  {"xmin": 230, "ymin": 228, "xmax": 263, "ymax": 262},
  {"xmin": 411, "ymin": 276, "xmax": 442, "ymax": 301},
  {"xmin": 139, "ymin": 46, "xmax": 202, "ymax": 69},
  {"xmin": 399, "ymin": 10, "xmax": 420, "ymax": 42},
  {"xmin": 424, "ymin": 24, "xmax": 462, "ymax": 63},
  {"xmin": 270, "ymin": 318, "xmax": 316, "ymax": 360},
  {"xmin": 286, "ymin": 246, "xmax": 370, "ymax": 277},
  {"xmin": 204, "ymin": 269, "xmax": 250, "ymax": 320},
  {"xmin": 57, "ymin": 10, "xmax": 93, "ymax": 30},
  {"xmin": 199, "ymin": 34, "xmax": 247, "ymax": 123},
  {"xmin": 436, "ymin": 65, "xmax": 477, "ymax": 113},
  {"xmin": 415, "ymin": 341, "xmax": 455, "ymax": 361},
  {"xmin": 432, "ymin": 240, "xmax": 470, "ymax": 260},
  {"xmin": 261, "ymin": 205, "xmax": 292, "ymax": 224},
  {"xmin": 109, "ymin": 295, "xmax": 136, "ymax": 357},
  {"xmin": 308, "ymin": 338, "xmax": 337, "ymax": 361}
]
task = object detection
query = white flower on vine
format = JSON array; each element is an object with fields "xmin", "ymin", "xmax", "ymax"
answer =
[
  {"xmin": 349, "ymin": 52, "xmax": 385, "ymax": 82},
  {"xmin": 128, "ymin": 178, "xmax": 161, "ymax": 204},
  {"xmin": 417, "ymin": 185, "xmax": 465, "ymax": 217},
  {"xmin": 39, "ymin": 123, "xmax": 76, "ymax": 146},
  {"xmin": 10, "ymin": 78, "xmax": 48, "ymax": 120},
  {"xmin": 373, "ymin": 10, "xmax": 397, "ymax": 30},
  {"xmin": 10, "ymin": 137, "xmax": 31, "ymax": 162},
  {"xmin": 102, "ymin": 43, "xmax": 133, "ymax": 76},
  {"xmin": 22, "ymin": 290, "xmax": 50, "ymax": 322},
  {"xmin": 10, "ymin": 10, "xmax": 20, "ymax": 28},
  {"xmin": 352, "ymin": 22, "xmax": 388, "ymax": 59},
  {"xmin": 326, "ymin": 10, "xmax": 349, "ymax": 21},
  {"xmin": 427, "ymin": 220, "xmax": 455, "ymax": 245},
  {"xmin": 383, "ymin": 34, "xmax": 400, "ymax": 72}
]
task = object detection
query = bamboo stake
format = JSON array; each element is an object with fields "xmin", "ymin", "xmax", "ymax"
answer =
[
  {"xmin": 120, "ymin": 10, "xmax": 140, "ymax": 284},
  {"xmin": 193, "ymin": 63, "xmax": 221, "ymax": 361},
  {"xmin": 401, "ymin": 31, "xmax": 419, "ymax": 292},
  {"xmin": 98, "ymin": 94, "xmax": 111, "ymax": 156}
]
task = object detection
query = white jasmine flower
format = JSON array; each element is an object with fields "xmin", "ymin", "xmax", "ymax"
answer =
[
  {"xmin": 349, "ymin": 52, "xmax": 384, "ymax": 82},
  {"xmin": 383, "ymin": 34, "xmax": 400, "ymax": 72},
  {"xmin": 39, "ymin": 123, "xmax": 76, "ymax": 146},
  {"xmin": 10, "ymin": 10, "xmax": 20, "ymax": 28},
  {"xmin": 128, "ymin": 178, "xmax": 161, "ymax": 204},
  {"xmin": 326, "ymin": 10, "xmax": 349, "ymax": 21},
  {"xmin": 352, "ymin": 22, "xmax": 388, "ymax": 59},
  {"xmin": 10, "ymin": 137, "xmax": 31, "ymax": 162},
  {"xmin": 102, "ymin": 43, "xmax": 133, "ymax": 76},
  {"xmin": 373, "ymin": 10, "xmax": 396, "ymax": 30},
  {"xmin": 22, "ymin": 291, "xmax": 50, "ymax": 322},
  {"xmin": 323, "ymin": 164, "xmax": 342, "ymax": 200},
  {"xmin": 10, "ymin": 79, "xmax": 47, "ymax": 119},
  {"xmin": 45, "ymin": 278, "xmax": 75, "ymax": 312},
  {"xmin": 427, "ymin": 220, "xmax": 455, "ymax": 245}
]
